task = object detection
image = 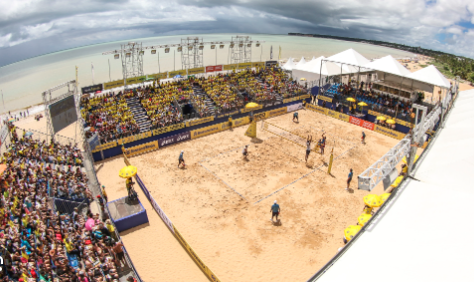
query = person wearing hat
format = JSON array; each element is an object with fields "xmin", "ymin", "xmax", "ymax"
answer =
[
  {"xmin": 101, "ymin": 185, "xmax": 108, "ymax": 202},
  {"xmin": 270, "ymin": 200, "xmax": 280, "ymax": 222},
  {"xmin": 178, "ymin": 150, "xmax": 185, "ymax": 168}
]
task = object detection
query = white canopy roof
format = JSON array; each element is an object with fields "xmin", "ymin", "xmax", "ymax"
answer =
[
  {"xmin": 409, "ymin": 65, "xmax": 451, "ymax": 89},
  {"xmin": 299, "ymin": 56, "xmax": 325, "ymax": 72},
  {"xmin": 281, "ymin": 57, "xmax": 295, "ymax": 71},
  {"xmin": 364, "ymin": 55, "xmax": 412, "ymax": 76},
  {"xmin": 314, "ymin": 90, "xmax": 474, "ymax": 282},
  {"xmin": 295, "ymin": 57, "xmax": 307, "ymax": 68},
  {"xmin": 326, "ymin": 48, "xmax": 370, "ymax": 67}
]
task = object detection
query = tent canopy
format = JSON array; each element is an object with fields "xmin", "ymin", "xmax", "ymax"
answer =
[
  {"xmin": 364, "ymin": 55, "xmax": 412, "ymax": 76},
  {"xmin": 281, "ymin": 57, "xmax": 295, "ymax": 71},
  {"xmin": 409, "ymin": 65, "xmax": 451, "ymax": 89},
  {"xmin": 326, "ymin": 48, "xmax": 371, "ymax": 68}
]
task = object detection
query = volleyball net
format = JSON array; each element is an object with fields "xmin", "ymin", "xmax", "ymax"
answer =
[{"xmin": 262, "ymin": 121, "xmax": 318, "ymax": 151}]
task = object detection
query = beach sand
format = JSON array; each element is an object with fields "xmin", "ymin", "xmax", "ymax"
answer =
[{"xmin": 92, "ymin": 109, "xmax": 397, "ymax": 282}]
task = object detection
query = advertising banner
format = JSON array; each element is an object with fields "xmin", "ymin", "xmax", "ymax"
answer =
[
  {"xmin": 326, "ymin": 110, "xmax": 350, "ymax": 122},
  {"xmin": 135, "ymin": 174, "xmax": 150, "ymax": 200},
  {"xmin": 124, "ymin": 141, "xmax": 159, "ymax": 157},
  {"xmin": 368, "ymin": 110, "xmax": 413, "ymax": 128},
  {"xmin": 317, "ymin": 95, "xmax": 333, "ymax": 103},
  {"xmin": 252, "ymin": 62, "xmax": 265, "ymax": 68},
  {"xmin": 126, "ymin": 76, "xmax": 146, "ymax": 85},
  {"xmin": 147, "ymin": 72, "xmax": 168, "ymax": 80},
  {"xmin": 149, "ymin": 195, "xmax": 175, "ymax": 234},
  {"xmin": 306, "ymin": 104, "xmax": 328, "ymax": 115},
  {"xmin": 190, "ymin": 124, "xmax": 221, "ymax": 139},
  {"xmin": 268, "ymin": 107, "xmax": 287, "ymax": 118},
  {"xmin": 118, "ymin": 131, "xmax": 153, "ymax": 145},
  {"xmin": 232, "ymin": 116, "xmax": 250, "ymax": 127},
  {"xmin": 187, "ymin": 67, "xmax": 205, "ymax": 75},
  {"xmin": 216, "ymin": 110, "xmax": 239, "ymax": 119},
  {"xmin": 237, "ymin": 62, "xmax": 252, "ymax": 69},
  {"xmin": 253, "ymin": 111, "xmax": 269, "ymax": 121},
  {"xmin": 395, "ymin": 118, "xmax": 414, "ymax": 128},
  {"xmin": 169, "ymin": 70, "xmax": 186, "ymax": 77},
  {"xmin": 158, "ymin": 131, "xmax": 191, "ymax": 148},
  {"xmin": 92, "ymin": 140, "xmax": 117, "ymax": 153},
  {"xmin": 152, "ymin": 123, "xmax": 185, "ymax": 136},
  {"xmin": 240, "ymin": 105, "xmax": 263, "ymax": 113},
  {"xmin": 287, "ymin": 102, "xmax": 304, "ymax": 112},
  {"xmin": 374, "ymin": 125, "xmax": 406, "ymax": 140},
  {"xmin": 283, "ymin": 94, "xmax": 311, "ymax": 104},
  {"xmin": 185, "ymin": 116, "xmax": 214, "ymax": 127},
  {"xmin": 172, "ymin": 225, "xmax": 221, "ymax": 282},
  {"xmin": 349, "ymin": 116, "xmax": 375, "ymax": 131},
  {"xmin": 81, "ymin": 84, "xmax": 103, "ymax": 94},
  {"xmin": 104, "ymin": 80, "xmax": 124, "ymax": 90},
  {"xmin": 223, "ymin": 64, "xmax": 238, "ymax": 71},
  {"xmin": 265, "ymin": 60, "xmax": 278, "ymax": 67},
  {"xmin": 205, "ymin": 65, "xmax": 223, "ymax": 73}
]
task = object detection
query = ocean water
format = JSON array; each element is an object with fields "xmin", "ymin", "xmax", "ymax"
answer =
[{"xmin": 0, "ymin": 33, "xmax": 413, "ymax": 113}]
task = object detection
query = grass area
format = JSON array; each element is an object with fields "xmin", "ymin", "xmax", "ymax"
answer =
[{"xmin": 419, "ymin": 64, "xmax": 428, "ymax": 68}]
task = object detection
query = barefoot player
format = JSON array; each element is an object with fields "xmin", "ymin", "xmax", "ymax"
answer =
[
  {"xmin": 361, "ymin": 131, "xmax": 366, "ymax": 144},
  {"xmin": 242, "ymin": 145, "xmax": 249, "ymax": 159},
  {"xmin": 178, "ymin": 150, "xmax": 185, "ymax": 168},
  {"xmin": 293, "ymin": 111, "xmax": 299, "ymax": 122},
  {"xmin": 305, "ymin": 135, "xmax": 313, "ymax": 163}
]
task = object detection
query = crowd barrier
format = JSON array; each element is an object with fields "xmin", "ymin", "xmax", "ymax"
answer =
[
  {"xmin": 307, "ymin": 103, "xmax": 406, "ymax": 140},
  {"xmin": 128, "ymin": 156, "xmax": 222, "ymax": 282},
  {"xmin": 92, "ymin": 98, "xmax": 309, "ymax": 161}
]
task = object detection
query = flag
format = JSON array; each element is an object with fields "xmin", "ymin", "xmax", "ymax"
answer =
[
  {"xmin": 270, "ymin": 46, "xmax": 273, "ymax": 60},
  {"xmin": 279, "ymin": 46, "xmax": 281, "ymax": 60}
]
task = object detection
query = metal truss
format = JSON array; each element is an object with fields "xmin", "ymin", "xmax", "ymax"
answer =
[
  {"xmin": 358, "ymin": 138, "xmax": 411, "ymax": 191},
  {"xmin": 230, "ymin": 35, "xmax": 252, "ymax": 64},
  {"xmin": 42, "ymin": 80, "xmax": 77, "ymax": 139},
  {"xmin": 181, "ymin": 37, "xmax": 204, "ymax": 70}
]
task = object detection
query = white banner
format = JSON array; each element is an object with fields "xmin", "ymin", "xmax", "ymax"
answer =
[
  {"xmin": 287, "ymin": 102, "xmax": 303, "ymax": 113},
  {"xmin": 149, "ymin": 195, "xmax": 175, "ymax": 234}
]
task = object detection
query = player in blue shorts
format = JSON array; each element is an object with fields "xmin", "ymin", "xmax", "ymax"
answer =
[{"xmin": 293, "ymin": 111, "xmax": 299, "ymax": 122}]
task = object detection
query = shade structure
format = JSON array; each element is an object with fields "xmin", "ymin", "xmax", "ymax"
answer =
[
  {"xmin": 364, "ymin": 55, "xmax": 412, "ymax": 77},
  {"xmin": 364, "ymin": 194, "xmax": 382, "ymax": 207},
  {"xmin": 326, "ymin": 48, "xmax": 371, "ymax": 74},
  {"xmin": 344, "ymin": 225, "xmax": 362, "ymax": 241},
  {"xmin": 346, "ymin": 97, "xmax": 356, "ymax": 102},
  {"xmin": 386, "ymin": 119, "xmax": 396, "ymax": 124},
  {"xmin": 358, "ymin": 213, "xmax": 372, "ymax": 226},
  {"xmin": 281, "ymin": 57, "xmax": 295, "ymax": 71},
  {"xmin": 376, "ymin": 116, "xmax": 386, "ymax": 121},
  {"xmin": 380, "ymin": 193, "xmax": 391, "ymax": 203},
  {"xmin": 390, "ymin": 175, "xmax": 404, "ymax": 188},
  {"xmin": 300, "ymin": 78, "xmax": 307, "ymax": 81},
  {"xmin": 358, "ymin": 102, "xmax": 368, "ymax": 106},
  {"xmin": 245, "ymin": 102, "xmax": 260, "ymax": 109},
  {"xmin": 119, "ymin": 165, "xmax": 137, "ymax": 178},
  {"xmin": 409, "ymin": 65, "xmax": 451, "ymax": 89}
]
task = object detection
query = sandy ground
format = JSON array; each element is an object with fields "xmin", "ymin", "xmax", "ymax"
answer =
[{"xmin": 94, "ymin": 109, "xmax": 398, "ymax": 282}]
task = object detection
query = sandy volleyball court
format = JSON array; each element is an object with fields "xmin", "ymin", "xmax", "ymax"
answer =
[{"xmin": 94, "ymin": 109, "xmax": 398, "ymax": 282}]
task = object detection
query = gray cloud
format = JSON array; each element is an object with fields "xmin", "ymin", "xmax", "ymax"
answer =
[{"xmin": 0, "ymin": 0, "xmax": 473, "ymax": 67}]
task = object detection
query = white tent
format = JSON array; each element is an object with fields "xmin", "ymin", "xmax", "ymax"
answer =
[
  {"xmin": 281, "ymin": 57, "xmax": 295, "ymax": 71},
  {"xmin": 292, "ymin": 56, "xmax": 325, "ymax": 83},
  {"xmin": 364, "ymin": 55, "xmax": 412, "ymax": 76},
  {"xmin": 409, "ymin": 65, "xmax": 451, "ymax": 89},
  {"xmin": 293, "ymin": 57, "xmax": 307, "ymax": 70},
  {"xmin": 326, "ymin": 48, "xmax": 371, "ymax": 73}
]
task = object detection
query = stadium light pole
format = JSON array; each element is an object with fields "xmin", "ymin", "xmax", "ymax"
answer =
[
  {"xmin": 158, "ymin": 51, "xmax": 161, "ymax": 73},
  {"xmin": 108, "ymin": 59, "xmax": 111, "ymax": 82},
  {"xmin": 174, "ymin": 50, "xmax": 176, "ymax": 71},
  {"xmin": 91, "ymin": 62, "xmax": 95, "ymax": 85}
]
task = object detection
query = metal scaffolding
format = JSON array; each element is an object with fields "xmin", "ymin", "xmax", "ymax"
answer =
[
  {"xmin": 181, "ymin": 37, "xmax": 204, "ymax": 70},
  {"xmin": 102, "ymin": 42, "xmax": 144, "ymax": 87},
  {"xmin": 230, "ymin": 35, "xmax": 252, "ymax": 64}
]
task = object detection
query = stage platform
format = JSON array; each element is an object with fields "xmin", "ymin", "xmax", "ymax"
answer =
[{"xmin": 107, "ymin": 196, "xmax": 148, "ymax": 232}]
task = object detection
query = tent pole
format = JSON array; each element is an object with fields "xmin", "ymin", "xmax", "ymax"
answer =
[{"xmin": 319, "ymin": 59, "xmax": 323, "ymax": 95}]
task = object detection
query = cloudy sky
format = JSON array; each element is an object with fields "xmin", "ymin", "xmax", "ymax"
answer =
[{"xmin": 0, "ymin": 0, "xmax": 473, "ymax": 67}]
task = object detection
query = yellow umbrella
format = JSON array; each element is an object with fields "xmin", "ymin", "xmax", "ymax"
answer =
[
  {"xmin": 244, "ymin": 102, "xmax": 260, "ymax": 109},
  {"xmin": 119, "ymin": 165, "xmax": 137, "ymax": 179},
  {"xmin": 357, "ymin": 102, "xmax": 368, "ymax": 106},
  {"xmin": 390, "ymin": 175, "xmax": 404, "ymax": 188},
  {"xmin": 344, "ymin": 225, "xmax": 361, "ymax": 241},
  {"xmin": 380, "ymin": 193, "xmax": 391, "ymax": 203},
  {"xmin": 363, "ymin": 194, "xmax": 382, "ymax": 208},
  {"xmin": 376, "ymin": 116, "xmax": 386, "ymax": 121},
  {"xmin": 402, "ymin": 155, "xmax": 419, "ymax": 164},
  {"xmin": 346, "ymin": 97, "xmax": 356, "ymax": 102},
  {"xmin": 300, "ymin": 78, "xmax": 307, "ymax": 81},
  {"xmin": 386, "ymin": 119, "xmax": 396, "ymax": 124},
  {"xmin": 358, "ymin": 213, "xmax": 372, "ymax": 226}
]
